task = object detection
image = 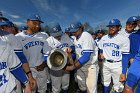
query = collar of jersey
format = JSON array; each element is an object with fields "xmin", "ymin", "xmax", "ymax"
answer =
[
  {"xmin": 23, "ymin": 30, "xmax": 34, "ymax": 37},
  {"xmin": 108, "ymin": 33, "xmax": 118, "ymax": 39}
]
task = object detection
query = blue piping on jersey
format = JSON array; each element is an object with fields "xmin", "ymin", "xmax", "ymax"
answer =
[
  {"xmin": 9, "ymin": 62, "xmax": 22, "ymax": 71},
  {"xmin": 81, "ymin": 50, "xmax": 94, "ymax": 55},
  {"xmin": 78, "ymin": 52, "xmax": 91, "ymax": 65}
]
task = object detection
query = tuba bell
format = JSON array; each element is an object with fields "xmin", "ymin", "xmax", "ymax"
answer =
[{"xmin": 47, "ymin": 48, "xmax": 67, "ymax": 71}]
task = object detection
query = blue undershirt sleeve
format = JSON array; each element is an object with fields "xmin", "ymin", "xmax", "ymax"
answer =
[
  {"xmin": 78, "ymin": 52, "xmax": 91, "ymax": 65},
  {"xmin": 11, "ymin": 66, "xmax": 28, "ymax": 84},
  {"xmin": 70, "ymin": 45, "xmax": 76, "ymax": 60},
  {"xmin": 15, "ymin": 52, "xmax": 28, "ymax": 64},
  {"xmin": 122, "ymin": 53, "xmax": 129, "ymax": 74}
]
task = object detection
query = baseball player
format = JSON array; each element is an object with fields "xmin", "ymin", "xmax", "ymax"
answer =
[
  {"xmin": 124, "ymin": 16, "xmax": 140, "ymax": 93},
  {"xmin": 0, "ymin": 20, "xmax": 37, "ymax": 92},
  {"xmin": 98, "ymin": 19, "xmax": 130, "ymax": 93},
  {"xmin": 91, "ymin": 32, "xmax": 97, "ymax": 40},
  {"xmin": 129, "ymin": 16, "xmax": 140, "ymax": 63},
  {"xmin": 46, "ymin": 22, "xmax": 73, "ymax": 93},
  {"xmin": 16, "ymin": 14, "xmax": 52, "ymax": 93},
  {"xmin": 119, "ymin": 16, "xmax": 138, "ymax": 37},
  {"xmin": 65, "ymin": 21, "xmax": 99, "ymax": 93},
  {"xmin": 0, "ymin": 29, "xmax": 31, "ymax": 93}
]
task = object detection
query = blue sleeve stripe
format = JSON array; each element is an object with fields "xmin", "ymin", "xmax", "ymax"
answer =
[
  {"xmin": 82, "ymin": 50, "xmax": 94, "ymax": 53},
  {"xmin": 10, "ymin": 62, "xmax": 22, "ymax": 71},
  {"xmin": 122, "ymin": 52, "xmax": 130, "ymax": 54},
  {"xmin": 14, "ymin": 49, "xmax": 23, "ymax": 51},
  {"xmin": 44, "ymin": 54, "xmax": 49, "ymax": 56}
]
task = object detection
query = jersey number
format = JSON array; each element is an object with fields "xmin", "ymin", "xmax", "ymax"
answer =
[{"xmin": 112, "ymin": 50, "xmax": 119, "ymax": 56}]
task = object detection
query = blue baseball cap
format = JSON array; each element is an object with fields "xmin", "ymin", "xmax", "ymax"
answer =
[
  {"xmin": 27, "ymin": 14, "xmax": 43, "ymax": 23},
  {"xmin": 107, "ymin": 19, "xmax": 121, "ymax": 27},
  {"xmin": 96, "ymin": 30, "xmax": 105, "ymax": 34},
  {"xmin": 69, "ymin": 21, "xmax": 82, "ymax": 32},
  {"xmin": 0, "ymin": 20, "xmax": 13, "ymax": 27},
  {"xmin": 65, "ymin": 27, "xmax": 70, "ymax": 32},
  {"xmin": 48, "ymin": 22, "xmax": 63, "ymax": 37},
  {"xmin": 0, "ymin": 12, "xmax": 9, "ymax": 21},
  {"xmin": 126, "ymin": 16, "xmax": 138, "ymax": 23}
]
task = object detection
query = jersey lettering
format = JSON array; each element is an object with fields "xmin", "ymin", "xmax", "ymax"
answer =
[
  {"xmin": 103, "ymin": 43, "xmax": 120, "ymax": 49},
  {"xmin": 56, "ymin": 43, "xmax": 69, "ymax": 49},
  {"xmin": 0, "ymin": 74, "xmax": 8, "ymax": 87},
  {"xmin": 24, "ymin": 41, "xmax": 44, "ymax": 49},
  {"xmin": 0, "ymin": 62, "xmax": 7, "ymax": 70}
]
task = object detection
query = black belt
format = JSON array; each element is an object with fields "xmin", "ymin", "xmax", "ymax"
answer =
[{"xmin": 106, "ymin": 60, "xmax": 121, "ymax": 63}]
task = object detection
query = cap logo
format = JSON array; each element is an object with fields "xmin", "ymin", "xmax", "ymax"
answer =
[
  {"xmin": 71, "ymin": 24, "xmax": 75, "ymax": 28},
  {"xmin": 53, "ymin": 27, "xmax": 59, "ymax": 32},
  {"xmin": 133, "ymin": 17, "xmax": 137, "ymax": 20},
  {"xmin": 35, "ymin": 15, "xmax": 40, "ymax": 19},
  {"xmin": 111, "ymin": 20, "xmax": 114, "ymax": 23}
]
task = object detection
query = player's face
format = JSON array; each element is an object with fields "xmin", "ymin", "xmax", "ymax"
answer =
[
  {"xmin": 72, "ymin": 28, "xmax": 82, "ymax": 38},
  {"xmin": 1, "ymin": 25, "xmax": 15, "ymax": 34},
  {"xmin": 108, "ymin": 26, "xmax": 120, "ymax": 36},
  {"xmin": 126, "ymin": 22, "xmax": 135, "ymax": 33},
  {"xmin": 27, "ymin": 20, "xmax": 41, "ymax": 33},
  {"xmin": 97, "ymin": 33, "xmax": 104, "ymax": 39}
]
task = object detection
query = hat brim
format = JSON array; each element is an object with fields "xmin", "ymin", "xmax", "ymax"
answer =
[
  {"xmin": 50, "ymin": 31, "xmax": 63, "ymax": 37},
  {"xmin": 0, "ymin": 22, "xmax": 11, "ymax": 26},
  {"xmin": 0, "ymin": 16, "xmax": 9, "ymax": 21},
  {"xmin": 28, "ymin": 19, "xmax": 44, "ymax": 23},
  {"xmin": 106, "ymin": 25, "xmax": 121, "ymax": 27},
  {"xmin": 69, "ymin": 28, "xmax": 79, "ymax": 32}
]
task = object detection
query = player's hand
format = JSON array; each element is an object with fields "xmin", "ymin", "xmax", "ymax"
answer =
[
  {"xmin": 65, "ymin": 47, "xmax": 72, "ymax": 53},
  {"xmin": 119, "ymin": 74, "xmax": 126, "ymax": 82},
  {"xmin": 64, "ymin": 64, "xmax": 75, "ymax": 72},
  {"xmin": 24, "ymin": 82, "xmax": 32, "ymax": 93},
  {"xmin": 98, "ymin": 53, "xmax": 105, "ymax": 61},
  {"xmin": 28, "ymin": 75, "xmax": 37, "ymax": 90},
  {"xmin": 36, "ymin": 62, "xmax": 47, "ymax": 71},
  {"xmin": 129, "ymin": 58, "xmax": 134, "ymax": 64}
]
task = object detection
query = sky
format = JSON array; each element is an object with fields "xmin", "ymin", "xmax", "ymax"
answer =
[{"xmin": 0, "ymin": 0, "xmax": 140, "ymax": 30}]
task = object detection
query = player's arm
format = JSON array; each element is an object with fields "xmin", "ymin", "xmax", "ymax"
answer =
[
  {"xmin": 120, "ymin": 38, "xmax": 130, "ymax": 82},
  {"xmin": 8, "ymin": 50, "xmax": 31, "ymax": 93},
  {"xmin": 65, "ymin": 34, "xmax": 94, "ymax": 71}
]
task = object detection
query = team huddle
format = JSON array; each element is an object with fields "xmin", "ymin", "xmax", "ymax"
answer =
[{"xmin": 0, "ymin": 11, "xmax": 140, "ymax": 93}]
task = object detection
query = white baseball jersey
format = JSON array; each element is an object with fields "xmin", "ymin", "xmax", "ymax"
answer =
[
  {"xmin": 16, "ymin": 31, "xmax": 52, "ymax": 67},
  {"xmin": 0, "ymin": 39, "xmax": 22, "ymax": 93},
  {"xmin": 119, "ymin": 28, "xmax": 131, "ymax": 37},
  {"xmin": 73, "ymin": 32, "xmax": 98, "ymax": 64},
  {"xmin": 99, "ymin": 34, "xmax": 130, "ymax": 61},
  {"xmin": 0, "ymin": 30, "xmax": 22, "ymax": 53},
  {"xmin": 46, "ymin": 34, "xmax": 73, "ymax": 50}
]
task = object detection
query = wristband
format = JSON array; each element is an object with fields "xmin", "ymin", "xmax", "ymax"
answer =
[{"xmin": 26, "ymin": 70, "xmax": 31, "ymax": 75}]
